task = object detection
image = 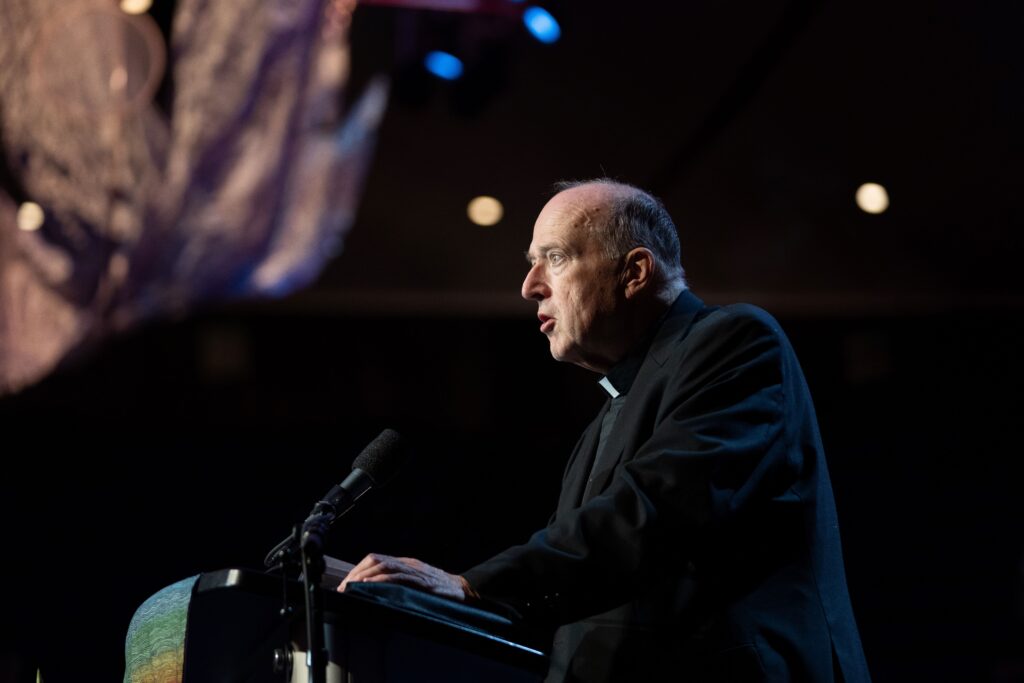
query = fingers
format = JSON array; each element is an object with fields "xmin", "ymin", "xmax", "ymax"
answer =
[
  {"xmin": 338, "ymin": 552, "xmax": 393, "ymax": 591},
  {"xmin": 344, "ymin": 553, "xmax": 396, "ymax": 581},
  {"xmin": 337, "ymin": 553, "xmax": 466, "ymax": 601}
]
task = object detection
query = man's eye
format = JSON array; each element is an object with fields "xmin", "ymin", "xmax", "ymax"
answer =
[{"xmin": 549, "ymin": 253, "xmax": 565, "ymax": 266}]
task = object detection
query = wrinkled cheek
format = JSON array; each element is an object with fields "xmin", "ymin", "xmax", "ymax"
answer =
[{"xmin": 565, "ymin": 291, "xmax": 590, "ymax": 338}]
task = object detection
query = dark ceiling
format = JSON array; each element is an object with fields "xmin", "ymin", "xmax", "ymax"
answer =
[{"xmin": 289, "ymin": 0, "xmax": 1024, "ymax": 317}]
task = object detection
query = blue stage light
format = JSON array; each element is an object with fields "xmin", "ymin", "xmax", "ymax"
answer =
[
  {"xmin": 523, "ymin": 7, "xmax": 560, "ymax": 44},
  {"xmin": 424, "ymin": 51, "xmax": 464, "ymax": 80}
]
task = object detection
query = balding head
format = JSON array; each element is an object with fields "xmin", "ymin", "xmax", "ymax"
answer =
[{"xmin": 553, "ymin": 179, "xmax": 686, "ymax": 290}]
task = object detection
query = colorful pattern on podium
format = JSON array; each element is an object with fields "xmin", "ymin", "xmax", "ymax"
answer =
[{"xmin": 123, "ymin": 575, "xmax": 198, "ymax": 683}]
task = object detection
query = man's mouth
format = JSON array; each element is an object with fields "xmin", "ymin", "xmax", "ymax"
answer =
[{"xmin": 538, "ymin": 314, "xmax": 555, "ymax": 334}]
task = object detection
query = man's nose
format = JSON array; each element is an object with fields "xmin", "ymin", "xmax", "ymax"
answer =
[{"xmin": 521, "ymin": 264, "xmax": 548, "ymax": 301}]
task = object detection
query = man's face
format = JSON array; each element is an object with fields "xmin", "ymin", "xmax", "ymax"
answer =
[{"xmin": 522, "ymin": 188, "xmax": 624, "ymax": 373}]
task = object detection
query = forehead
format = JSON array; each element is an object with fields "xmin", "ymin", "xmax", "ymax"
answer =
[{"xmin": 529, "ymin": 188, "xmax": 610, "ymax": 252}]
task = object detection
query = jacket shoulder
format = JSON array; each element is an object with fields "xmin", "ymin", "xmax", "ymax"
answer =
[{"xmin": 683, "ymin": 302, "xmax": 786, "ymax": 350}]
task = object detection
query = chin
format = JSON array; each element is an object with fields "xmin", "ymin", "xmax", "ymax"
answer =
[
  {"xmin": 549, "ymin": 343, "xmax": 580, "ymax": 366},
  {"xmin": 548, "ymin": 340, "xmax": 569, "ymax": 362}
]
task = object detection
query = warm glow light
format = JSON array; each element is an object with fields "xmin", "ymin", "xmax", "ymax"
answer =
[
  {"xmin": 17, "ymin": 202, "xmax": 44, "ymax": 232},
  {"xmin": 119, "ymin": 0, "xmax": 153, "ymax": 14},
  {"xmin": 467, "ymin": 196, "xmax": 504, "ymax": 226},
  {"xmin": 856, "ymin": 182, "xmax": 889, "ymax": 214}
]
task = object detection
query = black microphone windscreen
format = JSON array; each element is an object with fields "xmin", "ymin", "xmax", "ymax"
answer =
[{"xmin": 351, "ymin": 429, "xmax": 407, "ymax": 484}]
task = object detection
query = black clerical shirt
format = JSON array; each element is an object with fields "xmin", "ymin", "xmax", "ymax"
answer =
[{"xmin": 581, "ymin": 323, "xmax": 657, "ymax": 502}]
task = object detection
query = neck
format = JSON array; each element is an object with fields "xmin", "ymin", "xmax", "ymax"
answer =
[
  {"xmin": 583, "ymin": 288, "xmax": 677, "ymax": 374},
  {"xmin": 656, "ymin": 278, "xmax": 686, "ymax": 305}
]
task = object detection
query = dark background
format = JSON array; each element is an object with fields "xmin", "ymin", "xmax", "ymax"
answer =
[{"xmin": 2, "ymin": 0, "xmax": 1024, "ymax": 681}]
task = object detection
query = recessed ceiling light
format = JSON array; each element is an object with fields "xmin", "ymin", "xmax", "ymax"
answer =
[
  {"xmin": 855, "ymin": 183, "xmax": 889, "ymax": 214},
  {"xmin": 467, "ymin": 196, "xmax": 504, "ymax": 226}
]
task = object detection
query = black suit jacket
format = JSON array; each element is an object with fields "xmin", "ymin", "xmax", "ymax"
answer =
[{"xmin": 463, "ymin": 291, "xmax": 870, "ymax": 682}]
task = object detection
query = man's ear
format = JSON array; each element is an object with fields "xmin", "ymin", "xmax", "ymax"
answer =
[{"xmin": 621, "ymin": 247, "xmax": 656, "ymax": 298}]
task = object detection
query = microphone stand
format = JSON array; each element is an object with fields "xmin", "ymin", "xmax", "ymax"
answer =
[
  {"xmin": 265, "ymin": 514, "xmax": 333, "ymax": 683},
  {"xmin": 270, "ymin": 525, "xmax": 300, "ymax": 681},
  {"xmin": 300, "ymin": 511, "xmax": 332, "ymax": 683},
  {"xmin": 263, "ymin": 427, "xmax": 408, "ymax": 681}
]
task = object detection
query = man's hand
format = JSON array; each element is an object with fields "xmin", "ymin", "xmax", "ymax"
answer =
[{"xmin": 338, "ymin": 553, "xmax": 476, "ymax": 601}]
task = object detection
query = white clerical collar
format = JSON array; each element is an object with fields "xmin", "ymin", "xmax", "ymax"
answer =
[{"xmin": 598, "ymin": 376, "xmax": 620, "ymax": 398}]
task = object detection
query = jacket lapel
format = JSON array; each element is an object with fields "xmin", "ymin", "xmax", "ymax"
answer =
[
  {"xmin": 555, "ymin": 401, "xmax": 609, "ymax": 516},
  {"xmin": 580, "ymin": 416, "xmax": 628, "ymax": 504}
]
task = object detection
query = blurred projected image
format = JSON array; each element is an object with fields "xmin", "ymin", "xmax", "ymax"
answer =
[{"xmin": 0, "ymin": 0, "xmax": 388, "ymax": 395}]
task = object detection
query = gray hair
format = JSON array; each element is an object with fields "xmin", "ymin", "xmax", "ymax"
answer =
[{"xmin": 553, "ymin": 178, "xmax": 686, "ymax": 283}]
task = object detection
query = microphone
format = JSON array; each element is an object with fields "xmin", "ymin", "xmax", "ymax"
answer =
[
  {"xmin": 307, "ymin": 428, "xmax": 407, "ymax": 522},
  {"xmin": 264, "ymin": 428, "xmax": 408, "ymax": 568}
]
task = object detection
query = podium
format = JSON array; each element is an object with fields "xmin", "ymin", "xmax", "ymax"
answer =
[{"xmin": 181, "ymin": 568, "xmax": 548, "ymax": 682}]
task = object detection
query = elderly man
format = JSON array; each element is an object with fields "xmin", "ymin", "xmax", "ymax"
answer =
[{"xmin": 341, "ymin": 180, "xmax": 870, "ymax": 682}]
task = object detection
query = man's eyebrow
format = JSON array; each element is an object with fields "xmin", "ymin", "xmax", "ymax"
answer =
[{"xmin": 524, "ymin": 245, "xmax": 554, "ymax": 264}]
